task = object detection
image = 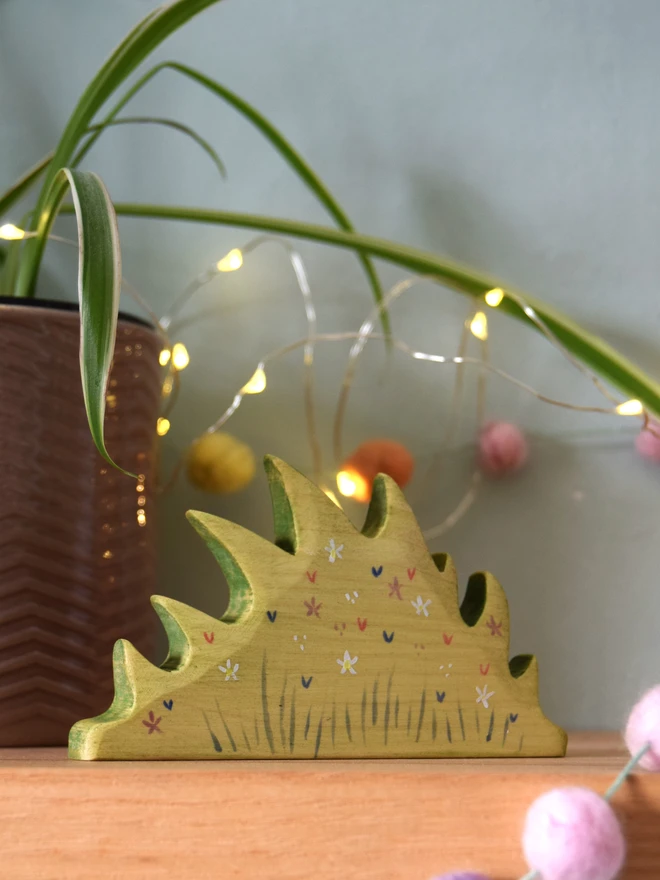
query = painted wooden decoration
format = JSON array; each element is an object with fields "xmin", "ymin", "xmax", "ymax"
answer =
[{"xmin": 69, "ymin": 456, "xmax": 567, "ymax": 760}]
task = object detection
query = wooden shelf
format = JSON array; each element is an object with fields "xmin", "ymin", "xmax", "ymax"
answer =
[{"xmin": 0, "ymin": 733, "xmax": 658, "ymax": 879}]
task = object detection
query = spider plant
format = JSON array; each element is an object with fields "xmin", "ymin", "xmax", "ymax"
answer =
[{"xmin": 1, "ymin": 0, "xmax": 658, "ymax": 476}]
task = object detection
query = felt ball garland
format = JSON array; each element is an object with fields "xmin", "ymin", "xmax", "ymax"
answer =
[
  {"xmin": 635, "ymin": 420, "xmax": 660, "ymax": 463},
  {"xmin": 186, "ymin": 431, "xmax": 256, "ymax": 494},
  {"xmin": 431, "ymin": 875, "xmax": 491, "ymax": 880},
  {"xmin": 478, "ymin": 421, "xmax": 528, "ymax": 477},
  {"xmin": 432, "ymin": 687, "xmax": 659, "ymax": 880},
  {"xmin": 337, "ymin": 439, "xmax": 415, "ymax": 503},
  {"xmin": 624, "ymin": 686, "xmax": 660, "ymax": 771},
  {"xmin": 522, "ymin": 788, "xmax": 625, "ymax": 880},
  {"xmin": 431, "ymin": 874, "xmax": 491, "ymax": 880}
]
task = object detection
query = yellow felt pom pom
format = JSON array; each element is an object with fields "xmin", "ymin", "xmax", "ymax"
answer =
[{"xmin": 186, "ymin": 431, "xmax": 256, "ymax": 494}]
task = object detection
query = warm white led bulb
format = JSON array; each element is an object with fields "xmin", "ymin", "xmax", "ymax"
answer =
[
  {"xmin": 336, "ymin": 468, "xmax": 370, "ymax": 502},
  {"xmin": 484, "ymin": 287, "xmax": 504, "ymax": 307},
  {"xmin": 336, "ymin": 470, "xmax": 357, "ymax": 497},
  {"xmin": 159, "ymin": 348, "xmax": 171, "ymax": 367},
  {"xmin": 615, "ymin": 399, "xmax": 644, "ymax": 416},
  {"xmin": 171, "ymin": 343, "xmax": 190, "ymax": 371},
  {"xmin": 241, "ymin": 366, "xmax": 267, "ymax": 395},
  {"xmin": 156, "ymin": 417, "xmax": 171, "ymax": 436},
  {"xmin": 469, "ymin": 311, "xmax": 488, "ymax": 341},
  {"xmin": 216, "ymin": 248, "xmax": 243, "ymax": 272},
  {"xmin": 0, "ymin": 223, "xmax": 25, "ymax": 241}
]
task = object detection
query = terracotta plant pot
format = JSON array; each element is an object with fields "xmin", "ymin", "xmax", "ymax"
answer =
[{"xmin": 0, "ymin": 299, "xmax": 162, "ymax": 745}]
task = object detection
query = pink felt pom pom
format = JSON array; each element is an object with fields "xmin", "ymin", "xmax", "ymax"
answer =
[
  {"xmin": 635, "ymin": 420, "xmax": 660, "ymax": 462},
  {"xmin": 430, "ymin": 874, "xmax": 490, "ymax": 880},
  {"xmin": 522, "ymin": 787, "xmax": 625, "ymax": 880},
  {"xmin": 478, "ymin": 421, "xmax": 528, "ymax": 476},
  {"xmin": 431, "ymin": 871, "xmax": 489, "ymax": 880},
  {"xmin": 624, "ymin": 685, "xmax": 660, "ymax": 770}
]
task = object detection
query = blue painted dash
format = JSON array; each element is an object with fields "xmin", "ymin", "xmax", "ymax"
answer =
[
  {"xmin": 372, "ymin": 565, "xmax": 383, "ymax": 577},
  {"xmin": 163, "ymin": 699, "xmax": 173, "ymax": 711},
  {"xmin": 382, "ymin": 630, "xmax": 395, "ymax": 643},
  {"xmin": 436, "ymin": 691, "xmax": 446, "ymax": 703},
  {"xmin": 266, "ymin": 610, "xmax": 277, "ymax": 622},
  {"xmin": 301, "ymin": 675, "xmax": 313, "ymax": 689}
]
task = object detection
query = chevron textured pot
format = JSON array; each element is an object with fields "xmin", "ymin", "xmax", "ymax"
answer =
[{"xmin": 0, "ymin": 300, "xmax": 162, "ymax": 745}]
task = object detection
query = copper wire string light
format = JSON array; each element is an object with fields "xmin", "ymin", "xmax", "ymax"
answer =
[
  {"xmin": 152, "ymin": 236, "xmax": 652, "ymax": 535},
  {"xmin": 7, "ymin": 223, "xmax": 653, "ymax": 534}
]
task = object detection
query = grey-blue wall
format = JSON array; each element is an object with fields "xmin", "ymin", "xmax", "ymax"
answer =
[{"xmin": 2, "ymin": 0, "xmax": 659, "ymax": 729}]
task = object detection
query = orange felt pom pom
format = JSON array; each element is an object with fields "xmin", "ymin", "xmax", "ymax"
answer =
[{"xmin": 337, "ymin": 439, "xmax": 414, "ymax": 503}]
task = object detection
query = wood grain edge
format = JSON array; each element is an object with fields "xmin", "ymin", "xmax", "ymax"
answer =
[{"xmin": 0, "ymin": 735, "xmax": 658, "ymax": 878}]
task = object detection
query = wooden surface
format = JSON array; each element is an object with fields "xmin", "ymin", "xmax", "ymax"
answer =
[
  {"xmin": 71, "ymin": 456, "xmax": 565, "ymax": 760},
  {"xmin": 1, "ymin": 733, "xmax": 659, "ymax": 879}
]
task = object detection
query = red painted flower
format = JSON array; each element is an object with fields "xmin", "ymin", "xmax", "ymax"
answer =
[{"xmin": 304, "ymin": 596, "xmax": 323, "ymax": 618}]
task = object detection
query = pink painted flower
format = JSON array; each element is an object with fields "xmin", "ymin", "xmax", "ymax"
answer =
[{"xmin": 478, "ymin": 421, "xmax": 528, "ymax": 477}]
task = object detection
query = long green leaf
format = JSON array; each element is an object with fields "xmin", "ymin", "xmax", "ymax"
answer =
[
  {"xmin": 71, "ymin": 60, "xmax": 388, "ymax": 334},
  {"xmin": 49, "ymin": 171, "xmax": 125, "ymax": 472},
  {"xmin": 91, "ymin": 201, "xmax": 660, "ymax": 418},
  {"xmin": 0, "ymin": 237, "xmax": 23, "ymax": 298},
  {"xmin": 16, "ymin": 0, "xmax": 225, "ymax": 297},
  {"xmin": 86, "ymin": 116, "xmax": 226, "ymax": 178},
  {"xmin": 0, "ymin": 6, "xmax": 179, "ymax": 219},
  {"xmin": 0, "ymin": 114, "xmax": 226, "ymax": 230},
  {"xmin": 0, "ymin": 153, "xmax": 53, "ymax": 220}
]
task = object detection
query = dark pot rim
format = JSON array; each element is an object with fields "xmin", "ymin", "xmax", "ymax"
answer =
[{"xmin": 0, "ymin": 296, "xmax": 153, "ymax": 329}]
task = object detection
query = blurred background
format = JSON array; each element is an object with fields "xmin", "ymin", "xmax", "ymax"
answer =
[{"xmin": 1, "ymin": 0, "xmax": 659, "ymax": 729}]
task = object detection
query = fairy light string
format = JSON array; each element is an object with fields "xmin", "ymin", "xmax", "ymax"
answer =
[
  {"xmin": 413, "ymin": 307, "xmax": 472, "ymax": 499},
  {"xmin": 333, "ymin": 274, "xmax": 649, "ymax": 471},
  {"xmin": 158, "ymin": 325, "xmax": 647, "ymax": 530},
  {"xmin": 493, "ymin": 287, "xmax": 621, "ymax": 408},
  {"xmin": 333, "ymin": 275, "xmax": 427, "ymax": 466},
  {"xmin": 150, "ymin": 235, "xmax": 653, "ymax": 537},
  {"xmin": 4, "ymin": 223, "xmax": 656, "ymax": 529},
  {"xmin": 159, "ymin": 235, "xmax": 324, "ymax": 488},
  {"xmin": 3, "ymin": 223, "xmax": 653, "ymax": 435},
  {"xmin": 413, "ymin": 304, "xmax": 487, "ymax": 539},
  {"xmin": 518, "ymin": 741, "xmax": 652, "ymax": 880}
]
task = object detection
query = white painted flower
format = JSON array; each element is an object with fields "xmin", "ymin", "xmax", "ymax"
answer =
[
  {"xmin": 344, "ymin": 591, "xmax": 359, "ymax": 604},
  {"xmin": 293, "ymin": 634, "xmax": 307, "ymax": 652},
  {"xmin": 337, "ymin": 649, "xmax": 358, "ymax": 675},
  {"xmin": 476, "ymin": 684, "xmax": 495, "ymax": 709},
  {"xmin": 411, "ymin": 595, "xmax": 431, "ymax": 617},
  {"xmin": 218, "ymin": 658, "xmax": 239, "ymax": 681},
  {"xmin": 325, "ymin": 537, "xmax": 344, "ymax": 563}
]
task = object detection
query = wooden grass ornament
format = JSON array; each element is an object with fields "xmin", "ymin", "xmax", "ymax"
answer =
[{"xmin": 69, "ymin": 456, "xmax": 566, "ymax": 760}]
